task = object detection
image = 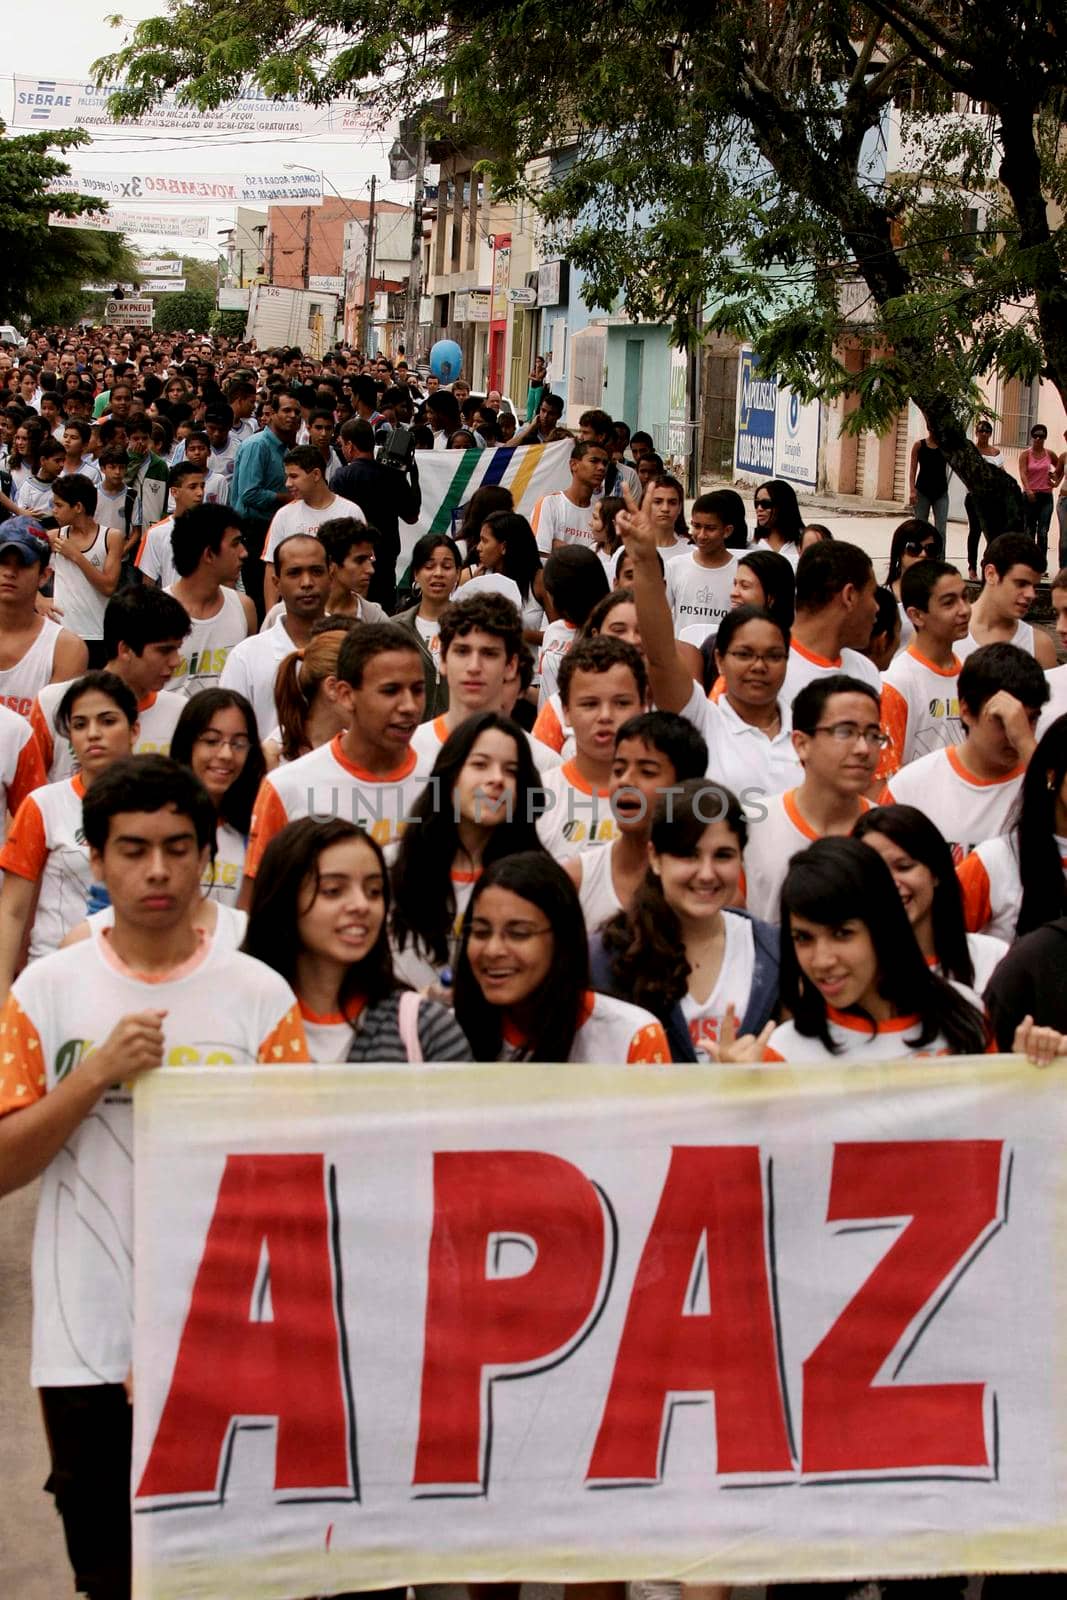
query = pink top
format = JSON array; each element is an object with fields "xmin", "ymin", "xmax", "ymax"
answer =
[{"xmin": 1022, "ymin": 448, "xmax": 1054, "ymax": 493}]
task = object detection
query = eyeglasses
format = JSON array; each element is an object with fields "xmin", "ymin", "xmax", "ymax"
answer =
[
  {"xmin": 195, "ymin": 732, "xmax": 252, "ymax": 753},
  {"xmin": 903, "ymin": 540, "xmax": 938, "ymax": 557},
  {"xmin": 725, "ymin": 647, "xmax": 788, "ymax": 667},
  {"xmin": 812, "ymin": 722, "xmax": 889, "ymax": 748},
  {"xmin": 468, "ymin": 921, "xmax": 552, "ymax": 946}
]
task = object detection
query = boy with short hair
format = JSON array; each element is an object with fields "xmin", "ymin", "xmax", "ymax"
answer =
[
  {"xmin": 166, "ymin": 504, "xmax": 254, "ymax": 697},
  {"xmin": 959, "ymin": 532, "xmax": 1057, "ymax": 666},
  {"xmin": 318, "ymin": 517, "xmax": 387, "ymax": 622},
  {"xmin": 743, "ymin": 674, "xmax": 882, "ymax": 923},
  {"xmin": 879, "ymin": 558, "xmax": 972, "ymax": 774},
  {"xmin": 566, "ymin": 709, "xmax": 708, "ymax": 928},
  {"xmin": 536, "ymin": 634, "xmax": 647, "ymax": 858},
  {"xmin": 95, "ymin": 445, "xmax": 132, "ymax": 540},
  {"xmin": 16, "ymin": 436, "xmax": 65, "ymax": 515},
  {"xmin": 261, "ymin": 446, "xmax": 366, "ymax": 608},
  {"xmin": 667, "ymin": 489, "xmax": 739, "ymax": 643},
  {"xmin": 125, "ymin": 412, "xmax": 169, "ymax": 550},
  {"xmin": 241, "ymin": 623, "xmax": 430, "ymax": 895},
  {"xmin": 0, "ymin": 755, "xmax": 307, "ymax": 1600},
  {"xmin": 135, "ymin": 461, "xmax": 208, "ymax": 589},
  {"xmin": 530, "ymin": 439, "xmax": 609, "ymax": 554},
  {"xmin": 882, "ymin": 641, "xmax": 1049, "ymax": 859}
]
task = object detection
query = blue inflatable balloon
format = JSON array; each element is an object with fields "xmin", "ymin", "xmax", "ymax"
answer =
[{"xmin": 430, "ymin": 339, "xmax": 463, "ymax": 383}]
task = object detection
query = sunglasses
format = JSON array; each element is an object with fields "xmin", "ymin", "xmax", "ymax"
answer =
[
  {"xmin": 1032, "ymin": 430, "xmax": 1048, "ymax": 439},
  {"xmin": 904, "ymin": 539, "xmax": 939, "ymax": 556},
  {"xmin": 754, "ymin": 497, "xmax": 773, "ymax": 508}
]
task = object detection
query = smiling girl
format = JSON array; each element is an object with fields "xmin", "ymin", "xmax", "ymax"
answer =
[
  {"xmin": 755, "ymin": 837, "xmax": 988, "ymax": 1062},
  {"xmin": 243, "ymin": 817, "xmax": 470, "ymax": 1062},
  {"xmin": 169, "ymin": 689, "xmax": 265, "ymax": 909}
]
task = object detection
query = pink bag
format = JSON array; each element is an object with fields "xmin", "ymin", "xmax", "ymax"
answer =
[{"xmin": 397, "ymin": 990, "xmax": 423, "ymax": 1062}]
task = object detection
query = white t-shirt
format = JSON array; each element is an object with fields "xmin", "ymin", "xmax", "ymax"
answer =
[
  {"xmin": 882, "ymin": 746, "xmax": 1023, "ymax": 863},
  {"xmin": 261, "ymin": 494, "xmax": 366, "ymax": 563},
  {"xmin": 749, "ymin": 536, "xmax": 800, "ymax": 569},
  {"xmin": 680, "ymin": 682, "xmax": 802, "ymax": 801},
  {"xmin": 136, "ymin": 515, "xmax": 179, "ymax": 588},
  {"xmin": 87, "ymin": 899, "xmax": 249, "ymax": 953},
  {"xmin": 765, "ymin": 1007, "xmax": 967, "ymax": 1063},
  {"xmin": 414, "ymin": 614, "xmax": 442, "ymax": 679},
  {"xmin": 680, "ymin": 912, "xmax": 756, "ymax": 1061},
  {"xmin": 0, "ymin": 704, "xmax": 45, "ymax": 830},
  {"xmin": 245, "ymin": 733, "xmax": 428, "ymax": 877},
  {"xmin": 409, "ymin": 712, "xmax": 559, "ymax": 782},
  {"xmin": 0, "ymin": 935, "xmax": 305, "ymax": 1386},
  {"xmin": 16, "ymin": 475, "xmax": 55, "ymax": 515},
  {"xmin": 95, "ymin": 484, "xmax": 128, "ymax": 534},
  {"xmin": 0, "ymin": 774, "xmax": 92, "ymax": 958},
  {"xmin": 1038, "ymin": 662, "xmax": 1067, "ymax": 739},
  {"xmin": 502, "ymin": 989, "xmax": 669, "ymax": 1063},
  {"xmin": 202, "ymin": 820, "xmax": 246, "ymax": 907},
  {"xmin": 957, "ymin": 831, "xmax": 1067, "ymax": 943},
  {"xmin": 573, "ymin": 841, "xmax": 625, "ymax": 932},
  {"xmin": 537, "ymin": 618, "xmax": 579, "ymax": 707},
  {"xmin": 390, "ymin": 867, "xmax": 480, "ymax": 994},
  {"xmin": 218, "ymin": 616, "xmax": 302, "ymax": 738},
  {"xmin": 880, "ymin": 644, "xmax": 964, "ymax": 771},
  {"xmin": 530, "ymin": 492, "xmax": 594, "ymax": 556},
  {"xmin": 781, "ymin": 639, "xmax": 882, "ymax": 711},
  {"xmin": 536, "ymin": 759, "xmax": 620, "ymax": 860},
  {"xmin": 742, "ymin": 788, "xmax": 871, "ymax": 924},
  {"xmin": 666, "ymin": 552, "xmax": 737, "ymax": 636},
  {"xmin": 165, "ymin": 585, "xmax": 249, "ymax": 700},
  {"xmin": 30, "ymin": 684, "xmax": 186, "ymax": 782},
  {"xmin": 208, "ymin": 436, "xmax": 240, "ymax": 480}
]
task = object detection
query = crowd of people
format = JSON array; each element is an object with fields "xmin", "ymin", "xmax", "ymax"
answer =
[{"xmin": 0, "ymin": 323, "xmax": 1064, "ymax": 1599}]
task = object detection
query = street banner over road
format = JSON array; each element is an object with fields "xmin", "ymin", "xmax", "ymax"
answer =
[
  {"xmin": 132, "ymin": 1056, "xmax": 1066, "ymax": 1599},
  {"xmin": 48, "ymin": 171, "xmax": 323, "ymax": 206},
  {"xmin": 50, "ymin": 211, "xmax": 210, "ymax": 240},
  {"xmin": 12, "ymin": 76, "xmax": 375, "ymax": 137}
]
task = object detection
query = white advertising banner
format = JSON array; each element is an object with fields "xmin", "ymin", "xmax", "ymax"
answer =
[
  {"xmin": 48, "ymin": 170, "xmax": 323, "ymax": 206},
  {"xmin": 136, "ymin": 258, "xmax": 182, "ymax": 276},
  {"xmin": 106, "ymin": 299, "xmax": 154, "ymax": 325},
  {"xmin": 50, "ymin": 210, "xmax": 210, "ymax": 240},
  {"xmin": 132, "ymin": 1056, "xmax": 1067, "ymax": 1600},
  {"xmin": 141, "ymin": 279, "xmax": 187, "ymax": 293},
  {"xmin": 773, "ymin": 383, "xmax": 822, "ymax": 489},
  {"xmin": 12, "ymin": 75, "xmax": 374, "ymax": 137},
  {"xmin": 735, "ymin": 345, "xmax": 822, "ymax": 487}
]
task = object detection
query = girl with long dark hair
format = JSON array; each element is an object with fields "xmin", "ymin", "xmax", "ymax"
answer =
[
  {"xmin": 461, "ymin": 509, "xmax": 545, "ymax": 638},
  {"xmin": 886, "ymin": 517, "xmax": 941, "ymax": 651},
  {"xmin": 957, "ymin": 715, "xmax": 1067, "ymax": 940},
  {"xmin": 454, "ymin": 851, "xmax": 669, "ymax": 1063},
  {"xmin": 751, "ymin": 479, "xmax": 803, "ymax": 564},
  {"xmin": 751, "ymin": 837, "xmax": 988, "ymax": 1062},
  {"xmin": 243, "ymin": 817, "xmax": 469, "ymax": 1062},
  {"xmin": 854, "ymin": 805, "xmax": 1007, "ymax": 993},
  {"xmin": 594, "ymin": 780, "xmax": 779, "ymax": 1061},
  {"xmin": 169, "ymin": 688, "xmax": 265, "ymax": 907},
  {"xmin": 696, "ymin": 548, "xmax": 796, "ymax": 693},
  {"xmin": 390, "ymin": 712, "xmax": 546, "ymax": 992}
]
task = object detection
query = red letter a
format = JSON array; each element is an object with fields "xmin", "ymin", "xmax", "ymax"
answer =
[
  {"xmin": 137, "ymin": 1154, "xmax": 354, "ymax": 1502},
  {"xmin": 413, "ymin": 1151, "xmax": 607, "ymax": 1489},
  {"xmin": 588, "ymin": 1147, "xmax": 792, "ymax": 1481}
]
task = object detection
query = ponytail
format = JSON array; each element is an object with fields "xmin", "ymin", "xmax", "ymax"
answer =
[{"xmin": 272, "ymin": 626, "xmax": 346, "ymax": 762}]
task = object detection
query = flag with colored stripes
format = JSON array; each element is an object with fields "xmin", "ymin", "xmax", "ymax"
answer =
[{"xmin": 398, "ymin": 439, "xmax": 573, "ymax": 565}]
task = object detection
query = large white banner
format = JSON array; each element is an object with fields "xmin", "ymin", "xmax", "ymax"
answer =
[
  {"xmin": 47, "ymin": 170, "xmax": 323, "ymax": 206},
  {"xmin": 399, "ymin": 438, "xmax": 573, "ymax": 565},
  {"xmin": 133, "ymin": 1057, "xmax": 1067, "ymax": 1599},
  {"xmin": 50, "ymin": 210, "xmax": 210, "ymax": 239},
  {"xmin": 136, "ymin": 258, "xmax": 183, "ymax": 275},
  {"xmin": 12, "ymin": 76, "xmax": 374, "ymax": 137}
]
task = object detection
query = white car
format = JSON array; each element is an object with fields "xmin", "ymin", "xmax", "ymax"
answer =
[{"xmin": 0, "ymin": 325, "xmax": 27, "ymax": 349}]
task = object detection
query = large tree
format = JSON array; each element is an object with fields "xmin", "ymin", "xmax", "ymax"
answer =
[
  {"xmin": 96, "ymin": 0, "xmax": 1067, "ymax": 524},
  {"xmin": 0, "ymin": 122, "xmax": 137, "ymax": 327}
]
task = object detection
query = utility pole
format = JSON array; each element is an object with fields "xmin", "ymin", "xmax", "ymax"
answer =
[
  {"xmin": 268, "ymin": 226, "xmax": 275, "ymax": 283},
  {"xmin": 404, "ymin": 132, "xmax": 426, "ymax": 363},
  {"xmin": 302, "ymin": 206, "xmax": 313, "ymax": 289},
  {"xmin": 360, "ymin": 175, "xmax": 377, "ymax": 354}
]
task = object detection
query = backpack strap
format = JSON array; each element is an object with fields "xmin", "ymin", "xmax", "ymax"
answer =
[{"xmin": 397, "ymin": 989, "xmax": 423, "ymax": 1062}]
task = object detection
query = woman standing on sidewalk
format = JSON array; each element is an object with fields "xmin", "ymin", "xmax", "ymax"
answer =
[
  {"xmin": 966, "ymin": 419, "xmax": 1005, "ymax": 579},
  {"xmin": 1018, "ymin": 422, "xmax": 1056, "ymax": 570},
  {"xmin": 909, "ymin": 429, "xmax": 950, "ymax": 540}
]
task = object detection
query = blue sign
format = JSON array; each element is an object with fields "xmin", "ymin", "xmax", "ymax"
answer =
[{"xmin": 735, "ymin": 348, "xmax": 776, "ymax": 476}]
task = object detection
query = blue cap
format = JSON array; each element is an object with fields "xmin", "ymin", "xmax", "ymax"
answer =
[{"xmin": 0, "ymin": 516, "xmax": 51, "ymax": 567}]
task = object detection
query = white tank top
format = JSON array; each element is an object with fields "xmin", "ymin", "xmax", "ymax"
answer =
[
  {"xmin": 0, "ymin": 618, "xmax": 61, "ymax": 718},
  {"xmin": 166, "ymin": 585, "xmax": 248, "ymax": 699},
  {"xmin": 576, "ymin": 843, "xmax": 624, "ymax": 932},
  {"xmin": 956, "ymin": 619, "xmax": 1035, "ymax": 660},
  {"xmin": 53, "ymin": 525, "xmax": 111, "ymax": 641}
]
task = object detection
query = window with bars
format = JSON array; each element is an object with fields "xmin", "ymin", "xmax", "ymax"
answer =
[{"xmin": 998, "ymin": 376, "xmax": 1040, "ymax": 450}]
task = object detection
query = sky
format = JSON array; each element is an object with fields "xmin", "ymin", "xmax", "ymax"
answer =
[{"xmin": 3, "ymin": 0, "xmax": 414, "ymax": 265}]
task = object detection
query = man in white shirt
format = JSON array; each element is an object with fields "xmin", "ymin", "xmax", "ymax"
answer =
[
  {"xmin": 262, "ymin": 446, "xmax": 366, "ymax": 608},
  {"xmin": 666, "ymin": 490, "xmax": 738, "ymax": 640},
  {"xmin": 204, "ymin": 402, "xmax": 241, "ymax": 480},
  {"xmin": 956, "ymin": 531, "xmax": 1057, "ymax": 667},
  {"xmin": 644, "ymin": 474, "xmax": 692, "ymax": 563},
  {"xmin": 0, "ymin": 754, "xmax": 307, "ymax": 1600},
  {"xmin": 166, "ymin": 505, "xmax": 255, "ymax": 698},
  {"xmin": 879, "ymin": 558, "xmax": 971, "ymax": 780},
  {"xmin": 530, "ymin": 441, "xmax": 608, "ymax": 554},
  {"xmin": 220, "ymin": 534, "xmax": 331, "ymax": 734},
  {"xmin": 15, "ymin": 437, "xmax": 65, "ymax": 515},
  {"xmin": 782, "ymin": 539, "xmax": 882, "ymax": 708}
]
